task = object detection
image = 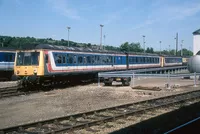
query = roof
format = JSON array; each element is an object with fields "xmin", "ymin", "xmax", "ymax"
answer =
[
  {"xmin": 193, "ymin": 29, "xmax": 200, "ymax": 35},
  {"xmin": 0, "ymin": 47, "xmax": 16, "ymax": 51},
  {"xmin": 18, "ymin": 44, "xmax": 182, "ymax": 57}
]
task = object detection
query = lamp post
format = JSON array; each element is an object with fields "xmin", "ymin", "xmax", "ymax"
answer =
[
  {"xmin": 100, "ymin": 24, "xmax": 104, "ymax": 50},
  {"xmin": 103, "ymin": 35, "xmax": 106, "ymax": 50},
  {"xmin": 174, "ymin": 37, "xmax": 176, "ymax": 56},
  {"xmin": 175, "ymin": 33, "xmax": 178, "ymax": 56},
  {"xmin": 143, "ymin": 35, "xmax": 145, "ymax": 54},
  {"xmin": 159, "ymin": 41, "xmax": 162, "ymax": 54},
  {"xmin": 67, "ymin": 26, "xmax": 71, "ymax": 47},
  {"xmin": 181, "ymin": 40, "xmax": 184, "ymax": 56}
]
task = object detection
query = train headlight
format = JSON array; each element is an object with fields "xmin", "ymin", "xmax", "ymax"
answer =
[{"xmin": 33, "ymin": 69, "xmax": 37, "ymax": 74}]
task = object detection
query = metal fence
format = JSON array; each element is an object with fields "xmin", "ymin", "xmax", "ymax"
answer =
[{"xmin": 98, "ymin": 72, "xmax": 200, "ymax": 89}]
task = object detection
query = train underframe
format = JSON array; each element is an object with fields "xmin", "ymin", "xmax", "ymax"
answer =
[
  {"xmin": 13, "ymin": 72, "xmax": 98, "ymax": 89},
  {"xmin": 0, "ymin": 70, "xmax": 14, "ymax": 81},
  {"xmin": 104, "ymin": 77, "xmax": 131, "ymax": 86}
]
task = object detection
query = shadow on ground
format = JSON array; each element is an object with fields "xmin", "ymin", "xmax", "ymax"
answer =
[{"xmin": 110, "ymin": 101, "xmax": 200, "ymax": 134}]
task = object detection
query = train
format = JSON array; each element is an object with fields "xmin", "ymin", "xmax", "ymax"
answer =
[
  {"xmin": 11, "ymin": 44, "xmax": 187, "ymax": 87},
  {"xmin": 188, "ymin": 50, "xmax": 200, "ymax": 73},
  {"xmin": 0, "ymin": 48, "xmax": 15, "ymax": 80}
]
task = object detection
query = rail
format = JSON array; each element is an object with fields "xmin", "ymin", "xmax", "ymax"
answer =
[{"xmin": 1, "ymin": 90, "xmax": 200, "ymax": 134}]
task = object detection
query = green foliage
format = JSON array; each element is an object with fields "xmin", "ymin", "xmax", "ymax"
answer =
[
  {"xmin": 146, "ymin": 47, "xmax": 154, "ymax": 53},
  {"xmin": 177, "ymin": 48, "xmax": 193, "ymax": 56},
  {"xmin": 0, "ymin": 35, "xmax": 193, "ymax": 56},
  {"xmin": 120, "ymin": 42, "xmax": 145, "ymax": 53},
  {"xmin": 120, "ymin": 42, "xmax": 130, "ymax": 52}
]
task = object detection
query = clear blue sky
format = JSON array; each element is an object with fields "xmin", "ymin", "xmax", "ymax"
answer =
[{"xmin": 0, "ymin": 0, "xmax": 200, "ymax": 51}]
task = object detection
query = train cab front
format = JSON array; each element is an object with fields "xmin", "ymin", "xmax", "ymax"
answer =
[{"xmin": 13, "ymin": 50, "xmax": 44, "ymax": 85}]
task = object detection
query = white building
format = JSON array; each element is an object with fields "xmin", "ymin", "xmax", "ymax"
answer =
[{"xmin": 193, "ymin": 29, "xmax": 200, "ymax": 55}]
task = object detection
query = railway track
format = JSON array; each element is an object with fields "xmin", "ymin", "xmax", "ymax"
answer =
[
  {"xmin": 0, "ymin": 79, "xmax": 96, "ymax": 99},
  {"xmin": 0, "ymin": 86, "xmax": 25, "ymax": 98},
  {"xmin": 1, "ymin": 90, "xmax": 200, "ymax": 134}
]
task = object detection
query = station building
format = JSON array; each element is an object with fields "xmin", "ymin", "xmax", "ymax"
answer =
[{"xmin": 193, "ymin": 29, "xmax": 200, "ymax": 55}]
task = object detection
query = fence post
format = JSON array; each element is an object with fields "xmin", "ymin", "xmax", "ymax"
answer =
[
  {"xmin": 98, "ymin": 73, "xmax": 100, "ymax": 87},
  {"xmin": 167, "ymin": 71, "xmax": 171, "ymax": 89},
  {"xmin": 131, "ymin": 73, "xmax": 135, "ymax": 87},
  {"xmin": 194, "ymin": 72, "xmax": 197, "ymax": 87}
]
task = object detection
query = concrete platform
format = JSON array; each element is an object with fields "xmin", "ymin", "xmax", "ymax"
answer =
[{"xmin": 0, "ymin": 77, "xmax": 199, "ymax": 129}]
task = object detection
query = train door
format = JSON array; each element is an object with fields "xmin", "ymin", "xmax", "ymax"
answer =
[
  {"xmin": 5, "ymin": 53, "xmax": 13, "ymax": 71},
  {"xmin": 5, "ymin": 53, "xmax": 9, "ymax": 71},
  {"xmin": 44, "ymin": 51, "xmax": 51, "ymax": 73},
  {"xmin": 161, "ymin": 57, "xmax": 164, "ymax": 67},
  {"xmin": 126, "ymin": 53, "xmax": 129, "ymax": 70},
  {"xmin": 112, "ymin": 56, "xmax": 115, "ymax": 69},
  {"xmin": 115, "ymin": 56, "xmax": 122, "ymax": 70}
]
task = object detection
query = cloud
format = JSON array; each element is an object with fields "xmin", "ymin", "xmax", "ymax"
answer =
[{"xmin": 47, "ymin": 0, "xmax": 81, "ymax": 20}]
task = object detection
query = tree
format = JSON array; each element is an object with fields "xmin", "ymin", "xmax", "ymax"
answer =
[
  {"xmin": 87, "ymin": 43, "xmax": 91, "ymax": 48},
  {"xmin": 120, "ymin": 42, "xmax": 129, "ymax": 52},
  {"xmin": 129, "ymin": 42, "xmax": 143, "ymax": 52}
]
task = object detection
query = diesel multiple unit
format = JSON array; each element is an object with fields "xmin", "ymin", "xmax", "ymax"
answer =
[{"xmin": 12, "ymin": 44, "xmax": 185, "ymax": 86}]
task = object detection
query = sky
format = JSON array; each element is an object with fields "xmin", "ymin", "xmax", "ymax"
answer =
[{"xmin": 0, "ymin": 0, "xmax": 200, "ymax": 51}]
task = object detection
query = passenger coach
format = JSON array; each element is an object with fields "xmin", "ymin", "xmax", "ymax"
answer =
[
  {"xmin": 0, "ymin": 48, "xmax": 15, "ymax": 80},
  {"xmin": 13, "ymin": 44, "xmax": 182, "ymax": 86}
]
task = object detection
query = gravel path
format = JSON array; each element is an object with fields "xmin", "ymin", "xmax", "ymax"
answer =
[{"xmin": 0, "ymin": 77, "xmax": 199, "ymax": 129}]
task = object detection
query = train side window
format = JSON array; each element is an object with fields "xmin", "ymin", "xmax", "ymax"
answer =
[
  {"xmin": 133, "ymin": 57, "xmax": 135, "ymax": 63},
  {"xmin": 62, "ymin": 55, "xmax": 66, "ymax": 63},
  {"xmin": 84, "ymin": 57, "xmax": 87, "ymax": 64},
  {"xmin": 45, "ymin": 54, "xmax": 48, "ymax": 63},
  {"xmin": 141, "ymin": 57, "xmax": 143, "ymax": 63},
  {"xmin": 68, "ymin": 54, "xmax": 73, "ymax": 64},
  {"xmin": 73, "ymin": 55, "xmax": 77, "ymax": 64},
  {"xmin": 87, "ymin": 56, "xmax": 91, "ymax": 64},
  {"xmin": 106, "ymin": 57, "xmax": 109, "ymax": 64},
  {"xmin": 110, "ymin": 56, "xmax": 113, "ymax": 64},
  {"xmin": 4, "ymin": 54, "xmax": 8, "ymax": 62},
  {"xmin": 138, "ymin": 57, "xmax": 140, "ymax": 63},
  {"xmin": 5, "ymin": 54, "xmax": 12, "ymax": 62},
  {"xmin": 95, "ymin": 55, "xmax": 98, "ymax": 64},
  {"xmin": 9, "ymin": 55, "xmax": 13, "ymax": 61},
  {"xmin": 57, "ymin": 55, "xmax": 62, "ymax": 64},
  {"xmin": 92, "ymin": 56, "xmax": 95, "ymax": 64},
  {"xmin": 78, "ymin": 56, "xmax": 83, "ymax": 64},
  {"xmin": 142, "ymin": 57, "xmax": 145, "ymax": 63},
  {"xmin": 129, "ymin": 57, "xmax": 131, "ymax": 63},
  {"xmin": 147, "ymin": 57, "xmax": 150, "ymax": 63}
]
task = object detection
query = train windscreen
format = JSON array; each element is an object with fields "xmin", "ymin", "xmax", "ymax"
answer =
[{"xmin": 16, "ymin": 52, "xmax": 40, "ymax": 66}]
